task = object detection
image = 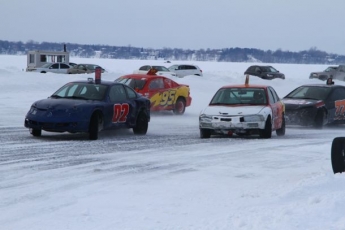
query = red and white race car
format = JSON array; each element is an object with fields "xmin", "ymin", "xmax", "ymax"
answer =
[
  {"xmin": 199, "ymin": 77, "xmax": 285, "ymax": 138},
  {"xmin": 115, "ymin": 69, "xmax": 192, "ymax": 115}
]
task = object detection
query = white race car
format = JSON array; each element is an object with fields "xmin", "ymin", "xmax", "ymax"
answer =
[{"xmin": 199, "ymin": 80, "xmax": 285, "ymax": 138}]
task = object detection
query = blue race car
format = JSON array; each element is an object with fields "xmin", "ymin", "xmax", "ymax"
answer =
[{"xmin": 24, "ymin": 78, "xmax": 151, "ymax": 140}]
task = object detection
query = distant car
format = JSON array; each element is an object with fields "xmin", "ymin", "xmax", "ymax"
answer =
[
  {"xmin": 281, "ymin": 78, "xmax": 345, "ymax": 128},
  {"xmin": 24, "ymin": 78, "xmax": 151, "ymax": 140},
  {"xmin": 168, "ymin": 64, "xmax": 203, "ymax": 77},
  {"xmin": 309, "ymin": 65, "xmax": 345, "ymax": 81},
  {"xmin": 67, "ymin": 64, "xmax": 105, "ymax": 74},
  {"xmin": 133, "ymin": 65, "xmax": 177, "ymax": 77},
  {"xmin": 115, "ymin": 69, "xmax": 192, "ymax": 115},
  {"xmin": 28, "ymin": 63, "xmax": 73, "ymax": 74},
  {"xmin": 199, "ymin": 77, "xmax": 285, "ymax": 138},
  {"xmin": 244, "ymin": 65, "xmax": 285, "ymax": 80}
]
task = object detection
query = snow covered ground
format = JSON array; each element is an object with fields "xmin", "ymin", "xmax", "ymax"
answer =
[{"xmin": 1, "ymin": 55, "xmax": 345, "ymax": 230}]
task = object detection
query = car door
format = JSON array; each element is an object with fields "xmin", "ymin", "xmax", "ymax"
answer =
[
  {"xmin": 325, "ymin": 87, "xmax": 345, "ymax": 123},
  {"xmin": 49, "ymin": 63, "xmax": 60, "ymax": 73},
  {"xmin": 105, "ymin": 84, "xmax": 136, "ymax": 128},
  {"xmin": 59, "ymin": 63, "xmax": 71, "ymax": 74},
  {"xmin": 268, "ymin": 87, "xmax": 284, "ymax": 130},
  {"xmin": 147, "ymin": 77, "xmax": 166, "ymax": 111}
]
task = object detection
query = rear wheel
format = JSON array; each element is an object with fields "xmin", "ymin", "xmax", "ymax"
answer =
[
  {"xmin": 133, "ymin": 111, "xmax": 148, "ymax": 135},
  {"xmin": 173, "ymin": 98, "xmax": 186, "ymax": 115},
  {"xmin": 30, "ymin": 128, "xmax": 41, "ymax": 137},
  {"xmin": 200, "ymin": 129, "xmax": 211, "ymax": 138},
  {"xmin": 260, "ymin": 116, "xmax": 272, "ymax": 139},
  {"xmin": 331, "ymin": 137, "xmax": 345, "ymax": 174},
  {"xmin": 276, "ymin": 115, "xmax": 286, "ymax": 136}
]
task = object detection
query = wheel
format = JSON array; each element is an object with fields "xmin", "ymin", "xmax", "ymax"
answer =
[
  {"xmin": 313, "ymin": 110, "xmax": 324, "ymax": 129},
  {"xmin": 259, "ymin": 116, "xmax": 272, "ymax": 138},
  {"xmin": 331, "ymin": 137, "xmax": 345, "ymax": 174},
  {"xmin": 276, "ymin": 114, "xmax": 286, "ymax": 136},
  {"xmin": 173, "ymin": 98, "xmax": 186, "ymax": 115},
  {"xmin": 133, "ymin": 111, "xmax": 148, "ymax": 135},
  {"xmin": 30, "ymin": 128, "xmax": 41, "ymax": 137},
  {"xmin": 200, "ymin": 129, "xmax": 211, "ymax": 138},
  {"xmin": 89, "ymin": 113, "xmax": 99, "ymax": 140}
]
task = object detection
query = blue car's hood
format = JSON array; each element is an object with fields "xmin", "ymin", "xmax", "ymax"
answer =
[{"xmin": 33, "ymin": 98, "xmax": 98, "ymax": 109}]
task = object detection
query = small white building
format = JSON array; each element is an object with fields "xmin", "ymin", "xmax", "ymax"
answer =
[{"xmin": 26, "ymin": 50, "xmax": 70, "ymax": 71}]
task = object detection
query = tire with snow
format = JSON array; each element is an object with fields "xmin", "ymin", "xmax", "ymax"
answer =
[
  {"xmin": 331, "ymin": 137, "xmax": 345, "ymax": 174},
  {"xmin": 133, "ymin": 111, "xmax": 148, "ymax": 135},
  {"xmin": 259, "ymin": 116, "xmax": 272, "ymax": 139},
  {"xmin": 173, "ymin": 98, "xmax": 186, "ymax": 115},
  {"xmin": 200, "ymin": 129, "xmax": 211, "ymax": 138},
  {"xmin": 30, "ymin": 128, "xmax": 41, "ymax": 137},
  {"xmin": 276, "ymin": 115, "xmax": 286, "ymax": 136}
]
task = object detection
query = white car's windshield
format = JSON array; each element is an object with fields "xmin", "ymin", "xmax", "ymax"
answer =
[{"xmin": 210, "ymin": 88, "xmax": 267, "ymax": 105}]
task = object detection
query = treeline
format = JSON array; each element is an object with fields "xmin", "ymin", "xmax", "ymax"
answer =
[{"xmin": 1, "ymin": 40, "xmax": 345, "ymax": 64}]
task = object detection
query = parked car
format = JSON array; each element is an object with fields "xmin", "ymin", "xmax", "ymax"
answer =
[
  {"xmin": 67, "ymin": 64, "xmax": 105, "ymax": 74},
  {"xmin": 199, "ymin": 77, "xmax": 285, "ymax": 138},
  {"xmin": 134, "ymin": 65, "xmax": 177, "ymax": 78},
  {"xmin": 244, "ymin": 65, "xmax": 285, "ymax": 80},
  {"xmin": 309, "ymin": 65, "xmax": 345, "ymax": 81},
  {"xmin": 28, "ymin": 62, "xmax": 73, "ymax": 74},
  {"xmin": 168, "ymin": 64, "xmax": 203, "ymax": 77},
  {"xmin": 24, "ymin": 77, "xmax": 151, "ymax": 140},
  {"xmin": 115, "ymin": 69, "xmax": 192, "ymax": 115},
  {"xmin": 281, "ymin": 78, "xmax": 345, "ymax": 128}
]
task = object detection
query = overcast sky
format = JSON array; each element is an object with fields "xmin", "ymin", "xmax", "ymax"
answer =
[{"xmin": 1, "ymin": 0, "xmax": 345, "ymax": 54}]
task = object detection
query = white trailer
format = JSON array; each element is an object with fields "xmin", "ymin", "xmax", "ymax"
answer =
[{"xmin": 26, "ymin": 50, "xmax": 70, "ymax": 71}]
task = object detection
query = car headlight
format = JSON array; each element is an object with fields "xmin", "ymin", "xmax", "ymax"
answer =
[
  {"xmin": 29, "ymin": 106, "xmax": 37, "ymax": 114},
  {"xmin": 199, "ymin": 114, "xmax": 212, "ymax": 121},
  {"xmin": 243, "ymin": 115, "xmax": 264, "ymax": 122},
  {"xmin": 267, "ymin": 74, "xmax": 273, "ymax": 77},
  {"xmin": 312, "ymin": 73, "xmax": 318, "ymax": 77}
]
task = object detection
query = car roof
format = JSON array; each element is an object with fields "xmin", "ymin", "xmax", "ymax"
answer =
[
  {"xmin": 299, "ymin": 84, "xmax": 343, "ymax": 88},
  {"xmin": 69, "ymin": 79, "xmax": 121, "ymax": 86},
  {"xmin": 220, "ymin": 84, "xmax": 270, "ymax": 89},
  {"xmin": 120, "ymin": 74, "xmax": 165, "ymax": 79}
]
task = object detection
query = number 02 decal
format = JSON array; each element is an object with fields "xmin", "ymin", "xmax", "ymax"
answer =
[{"xmin": 112, "ymin": 103, "xmax": 129, "ymax": 123}]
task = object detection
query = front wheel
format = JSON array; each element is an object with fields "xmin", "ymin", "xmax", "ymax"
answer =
[
  {"xmin": 259, "ymin": 116, "xmax": 272, "ymax": 139},
  {"xmin": 200, "ymin": 129, "xmax": 211, "ymax": 138},
  {"xmin": 30, "ymin": 128, "xmax": 41, "ymax": 137},
  {"xmin": 89, "ymin": 114, "xmax": 99, "ymax": 140},
  {"xmin": 133, "ymin": 111, "xmax": 148, "ymax": 135},
  {"xmin": 313, "ymin": 110, "xmax": 325, "ymax": 129}
]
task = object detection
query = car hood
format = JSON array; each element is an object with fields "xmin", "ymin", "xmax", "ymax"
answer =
[
  {"xmin": 281, "ymin": 98, "xmax": 322, "ymax": 109},
  {"xmin": 32, "ymin": 98, "xmax": 98, "ymax": 109},
  {"xmin": 201, "ymin": 105, "xmax": 266, "ymax": 116}
]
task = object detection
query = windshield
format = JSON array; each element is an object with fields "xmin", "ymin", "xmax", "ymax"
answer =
[
  {"xmin": 324, "ymin": 67, "xmax": 337, "ymax": 72},
  {"xmin": 115, "ymin": 77, "xmax": 146, "ymax": 90},
  {"xmin": 153, "ymin": 66, "xmax": 170, "ymax": 72},
  {"xmin": 285, "ymin": 86, "xmax": 331, "ymax": 100},
  {"xmin": 51, "ymin": 83, "xmax": 108, "ymax": 100},
  {"xmin": 210, "ymin": 88, "xmax": 267, "ymax": 105}
]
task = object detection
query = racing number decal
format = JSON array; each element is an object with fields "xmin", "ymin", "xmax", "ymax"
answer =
[
  {"xmin": 335, "ymin": 99, "xmax": 345, "ymax": 117},
  {"xmin": 112, "ymin": 103, "xmax": 129, "ymax": 123},
  {"xmin": 160, "ymin": 90, "xmax": 176, "ymax": 106}
]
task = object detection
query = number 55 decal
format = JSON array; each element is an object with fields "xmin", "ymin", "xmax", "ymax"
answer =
[{"xmin": 112, "ymin": 103, "xmax": 129, "ymax": 123}]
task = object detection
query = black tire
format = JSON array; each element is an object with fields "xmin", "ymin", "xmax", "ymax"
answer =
[
  {"xmin": 173, "ymin": 98, "xmax": 186, "ymax": 115},
  {"xmin": 133, "ymin": 111, "xmax": 148, "ymax": 135},
  {"xmin": 259, "ymin": 116, "xmax": 272, "ymax": 139},
  {"xmin": 200, "ymin": 129, "xmax": 211, "ymax": 138},
  {"xmin": 276, "ymin": 115, "xmax": 286, "ymax": 136},
  {"xmin": 89, "ymin": 113, "xmax": 99, "ymax": 140},
  {"xmin": 30, "ymin": 128, "xmax": 41, "ymax": 137},
  {"xmin": 331, "ymin": 137, "xmax": 345, "ymax": 174},
  {"xmin": 313, "ymin": 110, "xmax": 324, "ymax": 129}
]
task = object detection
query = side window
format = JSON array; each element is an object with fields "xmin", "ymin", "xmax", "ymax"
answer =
[
  {"xmin": 329, "ymin": 88, "xmax": 345, "ymax": 101},
  {"xmin": 149, "ymin": 78, "xmax": 164, "ymax": 90},
  {"xmin": 109, "ymin": 85, "xmax": 127, "ymax": 102},
  {"xmin": 51, "ymin": 63, "xmax": 59, "ymax": 69},
  {"xmin": 60, "ymin": 63, "xmax": 70, "ymax": 69},
  {"xmin": 269, "ymin": 87, "xmax": 280, "ymax": 103},
  {"xmin": 125, "ymin": 86, "xmax": 137, "ymax": 99},
  {"xmin": 267, "ymin": 88, "xmax": 275, "ymax": 104},
  {"xmin": 187, "ymin": 65, "xmax": 196, "ymax": 70},
  {"xmin": 139, "ymin": 66, "xmax": 148, "ymax": 71}
]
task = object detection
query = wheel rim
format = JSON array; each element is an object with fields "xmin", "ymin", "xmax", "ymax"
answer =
[{"xmin": 176, "ymin": 101, "xmax": 184, "ymax": 113}]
